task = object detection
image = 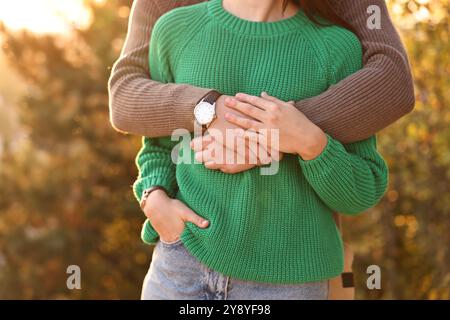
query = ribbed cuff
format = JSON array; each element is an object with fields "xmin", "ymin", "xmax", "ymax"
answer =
[
  {"xmin": 133, "ymin": 173, "xmax": 177, "ymax": 203},
  {"xmin": 141, "ymin": 219, "xmax": 159, "ymax": 245},
  {"xmin": 134, "ymin": 174, "xmax": 177, "ymax": 246},
  {"xmin": 298, "ymin": 134, "xmax": 346, "ymax": 178}
]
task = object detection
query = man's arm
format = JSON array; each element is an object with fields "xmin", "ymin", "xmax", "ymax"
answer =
[
  {"xmin": 108, "ymin": 0, "xmax": 209, "ymax": 136},
  {"xmin": 109, "ymin": 0, "xmax": 414, "ymax": 142},
  {"xmin": 295, "ymin": 0, "xmax": 415, "ymax": 143}
]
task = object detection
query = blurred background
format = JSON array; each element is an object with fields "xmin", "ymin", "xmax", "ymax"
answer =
[{"xmin": 0, "ymin": 0, "xmax": 448, "ymax": 299}]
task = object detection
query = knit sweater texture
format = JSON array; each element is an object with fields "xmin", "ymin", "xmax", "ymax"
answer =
[
  {"xmin": 108, "ymin": 0, "xmax": 415, "ymax": 142},
  {"xmin": 134, "ymin": 0, "xmax": 389, "ymax": 283}
]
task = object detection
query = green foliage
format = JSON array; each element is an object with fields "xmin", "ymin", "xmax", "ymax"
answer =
[{"xmin": 0, "ymin": 0, "xmax": 448, "ymax": 299}]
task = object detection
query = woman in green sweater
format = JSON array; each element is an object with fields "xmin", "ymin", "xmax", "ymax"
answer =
[{"xmin": 136, "ymin": 0, "xmax": 388, "ymax": 300}]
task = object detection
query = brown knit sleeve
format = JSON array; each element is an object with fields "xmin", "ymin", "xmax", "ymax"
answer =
[
  {"xmin": 293, "ymin": 0, "xmax": 415, "ymax": 143},
  {"xmin": 108, "ymin": 0, "xmax": 210, "ymax": 136},
  {"xmin": 109, "ymin": 0, "xmax": 415, "ymax": 142}
]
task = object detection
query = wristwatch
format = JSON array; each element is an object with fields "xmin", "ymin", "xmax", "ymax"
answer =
[
  {"xmin": 194, "ymin": 90, "xmax": 222, "ymax": 130},
  {"xmin": 140, "ymin": 186, "xmax": 166, "ymax": 211}
]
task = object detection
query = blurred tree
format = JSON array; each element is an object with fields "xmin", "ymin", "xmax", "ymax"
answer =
[
  {"xmin": 0, "ymin": 0, "xmax": 149, "ymax": 299},
  {"xmin": 0, "ymin": 0, "xmax": 448, "ymax": 299},
  {"xmin": 346, "ymin": 0, "xmax": 450, "ymax": 299}
]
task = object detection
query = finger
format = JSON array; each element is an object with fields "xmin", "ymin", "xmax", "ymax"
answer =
[
  {"xmin": 235, "ymin": 129, "xmax": 264, "ymax": 145},
  {"xmin": 269, "ymin": 151, "xmax": 283, "ymax": 162},
  {"xmin": 238, "ymin": 129, "xmax": 274, "ymax": 165},
  {"xmin": 243, "ymin": 131, "xmax": 263, "ymax": 162},
  {"xmin": 235, "ymin": 92, "xmax": 277, "ymax": 111},
  {"xmin": 256, "ymin": 141, "xmax": 274, "ymax": 165},
  {"xmin": 220, "ymin": 166, "xmax": 236, "ymax": 174},
  {"xmin": 220, "ymin": 163, "xmax": 255, "ymax": 174},
  {"xmin": 211, "ymin": 136, "xmax": 238, "ymax": 166},
  {"xmin": 195, "ymin": 148, "xmax": 215, "ymax": 163},
  {"xmin": 226, "ymin": 129, "xmax": 246, "ymax": 160},
  {"xmin": 233, "ymin": 133, "xmax": 256, "ymax": 165},
  {"xmin": 204, "ymin": 161, "xmax": 221, "ymax": 170},
  {"xmin": 181, "ymin": 208, "xmax": 209, "ymax": 228},
  {"xmin": 225, "ymin": 98, "xmax": 266, "ymax": 121},
  {"xmin": 260, "ymin": 91, "xmax": 286, "ymax": 105},
  {"xmin": 205, "ymin": 127, "xmax": 225, "ymax": 146},
  {"xmin": 235, "ymin": 129, "xmax": 272, "ymax": 165},
  {"xmin": 257, "ymin": 145, "xmax": 272, "ymax": 165},
  {"xmin": 225, "ymin": 112, "xmax": 263, "ymax": 131},
  {"xmin": 190, "ymin": 135, "xmax": 213, "ymax": 151},
  {"xmin": 207, "ymin": 127, "xmax": 253, "ymax": 153}
]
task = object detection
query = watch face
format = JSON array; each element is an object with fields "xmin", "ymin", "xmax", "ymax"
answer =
[{"xmin": 194, "ymin": 102, "xmax": 215, "ymax": 125}]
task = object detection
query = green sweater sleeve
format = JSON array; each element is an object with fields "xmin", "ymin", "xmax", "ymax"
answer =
[
  {"xmin": 297, "ymin": 26, "xmax": 388, "ymax": 215},
  {"xmin": 133, "ymin": 136, "xmax": 178, "ymax": 202},
  {"xmin": 133, "ymin": 136, "xmax": 178, "ymax": 245},
  {"xmin": 133, "ymin": 14, "xmax": 179, "ymax": 203},
  {"xmin": 132, "ymin": 13, "xmax": 183, "ymax": 243},
  {"xmin": 299, "ymin": 135, "xmax": 388, "ymax": 215}
]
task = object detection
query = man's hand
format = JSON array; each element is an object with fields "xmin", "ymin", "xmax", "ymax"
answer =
[
  {"xmin": 191, "ymin": 95, "xmax": 280, "ymax": 173},
  {"xmin": 209, "ymin": 95, "xmax": 249, "ymax": 147},
  {"xmin": 143, "ymin": 190, "xmax": 209, "ymax": 243},
  {"xmin": 191, "ymin": 134, "xmax": 260, "ymax": 174}
]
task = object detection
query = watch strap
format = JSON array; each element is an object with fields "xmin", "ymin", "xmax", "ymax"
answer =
[
  {"xmin": 201, "ymin": 90, "xmax": 222, "ymax": 105},
  {"xmin": 140, "ymin": 186, "xmax": 167, "ymax": 210}
]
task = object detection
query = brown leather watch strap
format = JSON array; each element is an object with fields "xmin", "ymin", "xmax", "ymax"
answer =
[
  {"xmin": 140, "ymin": 186, "xmax": 167, "ymax": 210},
  {"xmin": 201, "ymin": 90, "xmax": 222, "ymax": 105}
]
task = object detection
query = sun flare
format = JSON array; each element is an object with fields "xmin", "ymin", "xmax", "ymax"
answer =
[{"xmin": 0, "ymin": 0, "xmax": 91, "ymax": 34}]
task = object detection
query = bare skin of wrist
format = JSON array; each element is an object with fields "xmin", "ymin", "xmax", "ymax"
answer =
[
  {"xmin": 144, "ymin": 189, "xmax": 209, "ymax": 243},
  {"xmin": 210, "ymin": 95, "xmax": 250, "ymax": 144},
  {"xmin": 144, "ymin": 189, "xmax": 170, "ymax": 218},
  {"xmin": 295, "ymin": 126, "xmax": 328, "ymax": 161}
]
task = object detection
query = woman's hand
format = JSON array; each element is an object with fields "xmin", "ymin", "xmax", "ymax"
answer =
[
  {"xmin": 225, "ymin": 92, "xmax": 328, "ymax": 160},
  {"xmin": 143, "ymin": 190, "xmax": 209, "ymax": 243},
  {"xmin": 191, "ymin": 134, "xmax": 264, "ymax": 174}
]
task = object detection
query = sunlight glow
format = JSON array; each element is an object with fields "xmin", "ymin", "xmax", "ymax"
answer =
[{"xmin": 0, "ymin": 0, "xmax": 91, "ymax": 34}]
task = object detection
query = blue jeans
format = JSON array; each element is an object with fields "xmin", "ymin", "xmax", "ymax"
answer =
[{"xmin": 141, "ymin": 240, "xmax": 328, "ymax": 300}]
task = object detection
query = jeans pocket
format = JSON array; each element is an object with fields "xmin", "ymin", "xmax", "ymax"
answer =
[
  {"xmin": 159, "ymin": 237, "xmax": 182, "ymax": 247},
  {"xmin": 157, "ymin": 224, "xmax": 186, "ymax": 247}
]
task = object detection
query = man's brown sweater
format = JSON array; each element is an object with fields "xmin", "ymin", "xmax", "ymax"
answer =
[{"xmin": 108, "ymin": 0, "xmax": 415, "ymax": 143}]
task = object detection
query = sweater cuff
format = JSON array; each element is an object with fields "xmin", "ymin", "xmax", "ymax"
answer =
[
  {"xmin": 133, "ymin": 173, "xmax": 177, "ymax": 203},
  {"xmin": 141, "ymin": 219, "xmax": 159, "ymax": 245},
  {"xmin": 134, "ymin": 173, "xmax": 177, "ymax": 246},
  {"xmin": 298, "ymin": 134, "xmax": 346, "ymax": 178}
]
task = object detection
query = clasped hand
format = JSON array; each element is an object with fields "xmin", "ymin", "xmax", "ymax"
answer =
[{"xmin": 191, "ymin": 92, "xmax": 328, "ymax": 171}]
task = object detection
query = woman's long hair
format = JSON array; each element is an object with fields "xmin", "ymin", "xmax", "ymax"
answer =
[{"xmin": 284, "ymin": 0, "xmax": 355, "ymax": 32}]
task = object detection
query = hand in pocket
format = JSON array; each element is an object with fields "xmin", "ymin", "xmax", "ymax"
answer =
[{"xmin": 143, "ymin": 190, "xmax": 209, "ymax": 243}]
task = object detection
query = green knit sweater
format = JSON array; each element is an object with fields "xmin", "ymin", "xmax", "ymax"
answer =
[{"xmin": 134, "ymin": 0, "xmax": 389, "ymax": 284}]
